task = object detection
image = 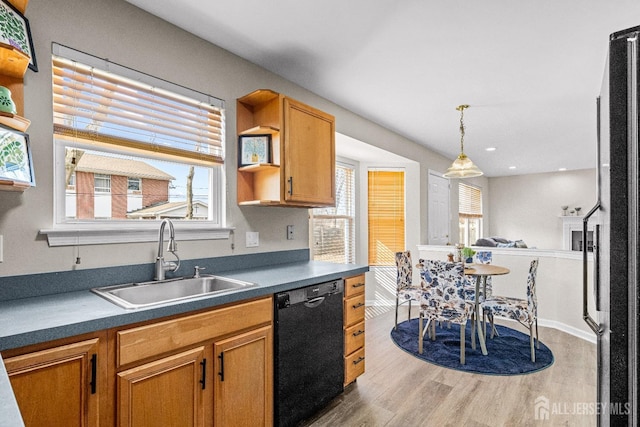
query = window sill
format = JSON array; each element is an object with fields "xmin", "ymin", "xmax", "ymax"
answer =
[{"xmin": 39, "ymin": 223, "xmax": 233, "ymax": 247}]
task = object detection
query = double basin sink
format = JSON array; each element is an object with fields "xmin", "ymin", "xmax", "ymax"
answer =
[{"xmin": 92, "ymin": 275, "xmax": 257, "ymax": 309}]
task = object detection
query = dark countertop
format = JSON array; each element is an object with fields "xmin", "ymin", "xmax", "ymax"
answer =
[{"xmin": 0, "ymin": 259, "xmax": 368, "ymax": 427}]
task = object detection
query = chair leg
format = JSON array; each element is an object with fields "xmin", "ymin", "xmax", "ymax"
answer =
[
  {"xmin": 471, "ymin": 312, "xmax": 476, "ymax": 350},
  {"xmin": 535, "ymin": 318, "xmax": 540, "ymax": 349},
  {"xmin": 408, "ymin": 300, "xmax": 412, "ymax": 321},
  {"xmin": 489, "ymin": 313, "xmax": 496, "ymax": 339},
  {"xmin": 529, "ymin": 323, "xmax": 536, "ymax": 363},
  {"xmin": 395, "ymin": 296, "xmax": 399, "ymax": 330},
  {"xmin": 431, "ymin": 320, "xmax": 436, "ymax": 341},
  {"xmin": 419, "ymin": 314, "xmax": 424, "ymax": 354},
  {"xmin": 460, "ymin": 321, "xmax": 466, "ymax": 365}
]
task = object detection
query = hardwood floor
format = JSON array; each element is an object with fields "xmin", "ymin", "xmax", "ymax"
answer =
[{"xmin": 304, "ymin": 306, "xmax": 597, "ymax": 427}]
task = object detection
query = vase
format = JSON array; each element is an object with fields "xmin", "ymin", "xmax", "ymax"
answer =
[{"xmin": 0, "ymin": 86, "xmax": 17, "ymax": 115}]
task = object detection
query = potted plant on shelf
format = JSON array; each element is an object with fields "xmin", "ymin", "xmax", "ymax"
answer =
[{"xmin": 461, "ymin": 247, "xmax": 476, "ymax": 264}]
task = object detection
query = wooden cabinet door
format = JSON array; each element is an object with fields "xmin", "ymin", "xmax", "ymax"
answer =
[
  {"xmin": 283, "ymin": 97, "xmax": 335, "ymax": 206},
  {"xmin": 213, "ymin": 326, "xmax": 273, "ymax": 427},
  {"xmin": 117, "ymin": 346, "xmax": 211, "ymax": 427},
  {"xmin": 4, "ymin": 338, "xmax": 102, "ymax": 427}
]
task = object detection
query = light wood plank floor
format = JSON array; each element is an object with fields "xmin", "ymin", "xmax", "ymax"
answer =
[{"xmin": 304, "ymin": 306, "xmax": 597, "ymax": 427}]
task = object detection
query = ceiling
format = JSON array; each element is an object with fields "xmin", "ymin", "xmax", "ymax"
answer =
[{"xmin": 125, "ymin": 0, "xmax": 640, "ymax": 177}]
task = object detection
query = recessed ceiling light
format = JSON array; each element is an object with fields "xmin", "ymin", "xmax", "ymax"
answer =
[
  {"xmin": 508, "ymin": 166, "xmax": 517, "ymax": 170},
  {"xmin": 485, "ymin": 147, "xmax": 497, "ymax": 152},
  {"xmin": 558, "ymin": 168, "xmax": 567, "ymax": 171}
]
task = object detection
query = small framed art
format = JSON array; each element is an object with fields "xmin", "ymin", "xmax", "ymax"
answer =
[
  {"xmin": 0, "ymin": 124, "xmax": 35, "ymax": 186},
  {"xmin": 239, "ymin": 134, "xmax": 271, "ymax": 166},
  {"xmin": 0, "ymin": 0, "xmax": 38, "ymax": 71}
]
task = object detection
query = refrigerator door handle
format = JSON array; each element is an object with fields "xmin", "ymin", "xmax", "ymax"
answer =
[{"xmin": 583, "ymin": 204, "xmax": 603, "ymax": 335}]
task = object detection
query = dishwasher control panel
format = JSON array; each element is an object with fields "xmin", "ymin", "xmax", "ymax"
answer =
[{"xmin": 275, "ymin": 279, "xmax": 344, "ymax": 308}]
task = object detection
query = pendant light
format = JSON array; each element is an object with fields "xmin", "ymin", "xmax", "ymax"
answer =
[{"xmin": 444, "ymin": 104, "xmax": 483, "ymax": 178}]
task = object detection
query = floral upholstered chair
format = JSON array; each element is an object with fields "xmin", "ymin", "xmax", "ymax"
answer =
[
  {"xmin": 394, "ymin": 251, "xmax": 420, "ymax": 330},
  {"xmin": 474, "ymin": 250, "xmax": 493, "ymax": 300},
  {"xmin": 480, "ymin": 258, "xmax": 540, "ymax": 362},
  {"xmin": 418, "ymin": 260, "xmax": 474, "ymax": 364}
]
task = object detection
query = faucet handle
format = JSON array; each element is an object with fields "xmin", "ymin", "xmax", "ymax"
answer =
[{"xmin": 194, "ymin": 266, "xmax": 206, "ymax": 278}]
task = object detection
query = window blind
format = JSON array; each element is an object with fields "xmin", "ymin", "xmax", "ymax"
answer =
[
  {"xmin": 459, "ymin": 182, "xmax": 482, "ymax": 218},
  {"xmin": 368, "ymin": 170, "xmax": 405, "ymax": 266},
  {"xmin": 52, "ymin": 45, "xmax": 224, "ymax": 165},
  {"xmin": 311, "ymin": 164, "xmax": 355, "ymax": 264}
]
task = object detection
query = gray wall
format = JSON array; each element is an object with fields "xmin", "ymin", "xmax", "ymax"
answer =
[
  {"xmin": 488, "ymin": 168, "xmax": 596, "ymax": 249},
  {"xmin": 0, "ymin": 0, "xmax": 462, "ymax": 278}
]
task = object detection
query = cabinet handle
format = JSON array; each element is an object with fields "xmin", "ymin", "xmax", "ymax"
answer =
[
  {"xmin": 287, "ymin": 176, "xmax": 293, "ymax": 195},
  {"xmin": 200, "ymin": 359, "xmax": 207, "ymax": 390},
  {"xmin": 218, "ymin": 352, "xmax": 224, "ymax": 382},
  {"xmin": 89, "ymin": 354, "xmax": 97, "ymax": 394},
  {"xmin": 352, "ymin": 330, "xmax": 364, "ymax": 337},
  {"xmin": 352, "ymin": 356, "xmax": 365, "ymax": 365},
  {"xmin": 352, "ymin": 302, "xmax": 365, "ymax": 309},
  {"xmin": 351, "ymin": 282, "xmax": 365, "ymax": 289}
]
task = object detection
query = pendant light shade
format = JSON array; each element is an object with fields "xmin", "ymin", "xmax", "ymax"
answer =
[{"xmin": 444, "ymin": 104, "xmax": 483, "ymax": 179}]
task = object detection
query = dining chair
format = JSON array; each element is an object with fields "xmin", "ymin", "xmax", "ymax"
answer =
[
  {"xmin": 475, "ymin": 250, "xmax": 493, "ymax": 300},
  {"xmin": 394, "ymin": 251, "xmax": 420, "ymax": 330},
  {"xmin": 418, "ymin": 260, "xmax": 474, "ymax": 364},
  {"xmin": 480, "ymin": 258, "xmax": 540, "ymax": 362}
]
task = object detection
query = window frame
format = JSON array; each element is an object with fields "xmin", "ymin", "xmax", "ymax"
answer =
[
  {"xmin": 40, "ymin": 44, "xmax": 231, "ymax": 247},
  {"xmin": 458, "ymin": 182, "xmax": 483, "ymax": 246}
]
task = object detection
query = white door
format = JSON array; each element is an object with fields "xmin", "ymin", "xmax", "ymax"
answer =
[{"xmin": 428, "ymin": 171, "xmax": 450, "ymax": 245}]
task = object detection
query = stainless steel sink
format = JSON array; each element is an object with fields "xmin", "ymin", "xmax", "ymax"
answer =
[{"xmin": 92, "ymin": 275, "xmax": 257, "ymax": 309}]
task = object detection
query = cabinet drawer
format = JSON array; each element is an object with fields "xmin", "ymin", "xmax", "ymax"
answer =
[
  {"xmin": 117, "ymin": 297, "xmax": 272, "ymax": 367},
  {"xmin": 344, "ymin": 347, "xmax": 365, "ymax": 386},
  {"xmin": 344, "ymin": 293, "xmax": 365, "ymax": 327},
  {"xmin": 344, "ymin": 274, "xmax": 365, "ymax": 298},
  {"xmin": 344, "ymin": 320, "xmax": 365, "ymax": 355}
]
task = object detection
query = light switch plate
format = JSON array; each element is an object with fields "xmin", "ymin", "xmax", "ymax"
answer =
[
  {"xmin": 286, "ymin": 225, "xmax": 294, "ymax": 240},
  {"xmin": 0, "ymin": 235, "xmax": 3, "ymax": 262},
  {"xmin": 246, "ymin": 231, "xmax": 259, "ymax": 247}
]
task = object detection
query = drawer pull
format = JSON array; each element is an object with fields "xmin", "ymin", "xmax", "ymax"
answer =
[
  {"xmin": 351, "ymin": 282, "xmax": 365, "ymax": 289},
  {"xmin": 352, "ymin": 302, "xmax": 365, "ymax": 309},
  {"xmin": 352, "ymin": 330, "xmax": 364, "ymax": 337},
  {"xmin": 352, "ymin": 356, "xmax": 365, "ymax": 365}
]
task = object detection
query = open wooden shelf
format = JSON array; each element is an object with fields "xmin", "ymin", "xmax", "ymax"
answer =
[
  {"xmin": 238, "ymin": 163, "xmax": 279, "ymax": 173},
  {"xmin": 238, "ymin": 126, "xmax": 279, "ymax": 136},
  {"xmin": 0, "ymin": 43, "xmax": 30, "ymax": 78},
  {"xmin": 0, "ymin": 112, "xmax": 30, "ymax": 132},
  {"xmin": 0, "ymin": 179, "xmax": 31, "ymax": 192}
]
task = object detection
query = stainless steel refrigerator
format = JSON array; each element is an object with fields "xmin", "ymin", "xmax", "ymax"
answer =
[{"xmin": 584, "ymin": 25, "xmax": 639, "ymax": 426}]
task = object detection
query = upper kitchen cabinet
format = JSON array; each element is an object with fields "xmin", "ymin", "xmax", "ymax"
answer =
[{"xmin": 236, "ymin": 89, "xmax": 335, "ymax": 207}]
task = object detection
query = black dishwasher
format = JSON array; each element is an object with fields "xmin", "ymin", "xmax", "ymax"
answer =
[{"xmin": 274, "ymin": 279, "xmax": 344, "ymax": 427}]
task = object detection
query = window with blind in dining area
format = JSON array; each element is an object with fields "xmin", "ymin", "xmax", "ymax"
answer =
[
  {"xmin": 458, "ymin": 182, "xmax": 483, "ymax": 246},
  {"xmin": 368, "ymin": 169, "xmax": 405, "ymax": 266}
]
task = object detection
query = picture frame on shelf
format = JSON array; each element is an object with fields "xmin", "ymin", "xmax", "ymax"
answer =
[
  {"xmin": 238, "ymin": 134, "xmax": 271, "ymax": 166},
  {"xmin": 0, "ymin": 0, "xmax": 38, "ymax": 72},
  {"xmin": 0, "ymin": 124, "xmax": 35, "ymax": 186}
]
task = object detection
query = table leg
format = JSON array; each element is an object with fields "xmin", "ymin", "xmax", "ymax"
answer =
[{"xmin": 475, "ymin": 276, "xmax": 488, "ymax": 355}]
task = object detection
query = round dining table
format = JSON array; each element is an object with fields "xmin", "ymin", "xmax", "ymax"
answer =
[{"xmin": 464, "ymin": 263, "xmax": 510, "ymax": 355}]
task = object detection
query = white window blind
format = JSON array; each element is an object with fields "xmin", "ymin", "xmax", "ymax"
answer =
[
  {"xmin": 458, "ymin": 182, "xmax": 482, "ymax": 219},
  {"xmin": 368, "ymin": 169, "xmax": 405, "ymax": 266},
  {"xmin": 52, "ymin": 44, "xmax": 224, "ymax": 165},
  {"xmin": 311, "ymin": 164, "xmax": 355, "ymax": 264}
]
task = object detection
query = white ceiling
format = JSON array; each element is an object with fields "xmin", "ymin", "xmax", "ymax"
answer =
[{"xmin": 126, "ymin": 0, "xmax": 640, "ymax": 177}]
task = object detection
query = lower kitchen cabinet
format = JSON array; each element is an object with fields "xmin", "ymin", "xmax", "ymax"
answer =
[
  {"xmin": 2, "ymin": 333, "xmax": 106, "ymax": 427},
  {"xmin": 343, "ymin": 274, "xmax": 366, "ymax": 386},
  {"xmin": 213, "ymin": 326, "xmax": 273, "ymax": 426},
  {"xmin": 117, "ymin": 346, "xmax": 211, "ymax": 427},
  {"xmin": 113, "ymin": 296, "xmax": 273, "ymax": 427}
]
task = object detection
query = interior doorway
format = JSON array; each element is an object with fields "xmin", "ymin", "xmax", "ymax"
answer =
[{"xmin": 428, "ymin": 171, "xmax": 450, "ymax": 245}]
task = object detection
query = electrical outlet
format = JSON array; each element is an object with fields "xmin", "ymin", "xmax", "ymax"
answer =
[
  {"xmin": 286, "ymin": 225, "xmax": 294, "ymax": 240},
  {"xmin": 246, "ymin": 231, "xmax": 259, "ymax": 248}
]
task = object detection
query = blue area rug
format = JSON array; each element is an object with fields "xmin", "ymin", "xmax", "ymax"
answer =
[{"xmin": 390, "ymin": 319, "xmax": 554, "ymax": 375}]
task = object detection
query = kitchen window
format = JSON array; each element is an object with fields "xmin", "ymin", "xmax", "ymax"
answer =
[
  {"xmin": 368, "ymin": 169, "xmax": 405, "ymax": 266},
  {"xmin": 42, "ymin": 44, "xmax": 229, "ymax": 246}
]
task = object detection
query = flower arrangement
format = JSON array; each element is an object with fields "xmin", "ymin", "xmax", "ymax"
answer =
[{"xmin": 461, "ymin": 247, "xmax": 476, "ymax": 261}]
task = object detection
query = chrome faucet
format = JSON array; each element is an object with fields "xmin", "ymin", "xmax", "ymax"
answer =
[{"xmin": 155, "ymin": 218, "xmax": 180, "ymax": 281}]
